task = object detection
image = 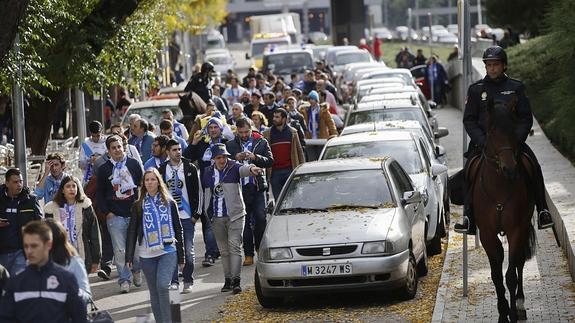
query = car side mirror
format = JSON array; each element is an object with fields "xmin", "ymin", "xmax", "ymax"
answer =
[
  {"xmin": 245, "ymin": 53, "xmax": 250, "ymax": 60},
  {"xmin": 434, "ymin": 127, "xmax": 449, "ymax": 139},
  {"xmin": 431, "ymin": 163, "xmax": 448, "ymax": 177},
  {"xmin": 435, "ymin": 144, "xmax": 446, "ymax": 157},
  {"xmin": 401, "ymin": 190, "xmax": 422, "ymax": 206}
]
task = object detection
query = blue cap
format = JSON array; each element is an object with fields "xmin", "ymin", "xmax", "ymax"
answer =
[
  {"xmin": 308, "ymin": 90, "xmax": 319, "ymax": 101},
  {"xmin": 210, "ymin": 143, "xmax": 231, "ymax": 159}
]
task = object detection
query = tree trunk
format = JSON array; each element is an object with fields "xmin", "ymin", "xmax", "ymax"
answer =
[
  {"xmin": 25, "ymin": 89, "xmax": 67, "ymax": 155},
  {"xmin": 0, "ymin": 0, "xmax": 30, "ymax": 64}
]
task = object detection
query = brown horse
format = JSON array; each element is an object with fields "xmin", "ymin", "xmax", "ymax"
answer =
[
  {"xmin": 469, "ymin": 97, "xmax": 537, "ymax": 323},
  {"xmin": 178, "ymin": 91, "xmax": 206, "ymax": 131}
]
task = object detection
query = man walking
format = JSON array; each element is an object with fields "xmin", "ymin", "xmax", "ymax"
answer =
[
  {"xmin": 0, "ymin": 169, "xmax": 43, "ymax": 276},
  {"xmin": 96, "ymin": 135, "xmax": 143, "ymax": 293},
  {"xmin": 226, "ymin": 118, "xmax": 273, "ymax": 266},
  {"xmin": 79, "ymin": 121, "xmax": 107, "ymax": 184},
  {"xmin": 0, "ymin": 221, "xmax": 86, "ymax": 322},
  {"xmin": 35, "ymin": 153, "xmax": 69, "ymax": 204},
  {"xmin": 159, "ymin": 139, "xmax": 202, "ymax": 294},
  {"xmin": 263, "ymin": 108, "xmax": 305, "ymax": 200},
  {"xmin": 128, "ymin": 118, "xmax": 154, "ymax": 162}
]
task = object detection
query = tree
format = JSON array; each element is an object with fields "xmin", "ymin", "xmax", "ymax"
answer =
[
  {"xmin": 0, "ymin": 0, "xmax": 30, "ymax": 64},
  {"xmin": 485, "ymin": 0, "xmax": 552, "ymax": 36}
]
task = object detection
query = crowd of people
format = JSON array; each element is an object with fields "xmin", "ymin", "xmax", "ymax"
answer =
[{"xmin": 0, "ymin": 60, "xmax": 346, "ymax": 322}]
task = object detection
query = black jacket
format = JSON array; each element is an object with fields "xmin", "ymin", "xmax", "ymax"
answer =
[
  {"xmin": 261, "ymin": 102, "xmax": 279, "ymax": 123},
  {"xmin": 463, "ymin": 74, "xmax": 533, "ymax": 152},
  {"xmin": 96, "ymin": 157, "xmax": 143, "ymax": 218},
  {"xmin": 158, "ymin": 158, "xmax": 203, "ymax": 220},
  {"xmin": 226, "ymin": 133, "xmax": 274, "ymax": 169},
  {"xmin": 0, "ymin": 260, "xmax": 87, "ymax": 322},
  {"xmin": 126, "ymin": 199, "xmax": 184, "ymax": 265},
  {"xmin": 0, "ymin": 186, "xmax": 42, "ymax": 255},
  {"xmin": 184, "ymin": 73, "xmax": 211, "ymax": 103}
]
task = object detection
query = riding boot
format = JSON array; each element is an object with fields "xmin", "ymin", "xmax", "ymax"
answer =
[
  {"xmin": 533, "ymin": 165, "xmax": 554, "ymax": 229},
  {"xmin": 454, "ymin": 195, "xmax": 476, "ymax": 235}
]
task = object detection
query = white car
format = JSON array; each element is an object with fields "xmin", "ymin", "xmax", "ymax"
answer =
[
  {"xmin": 319, "ymin": 131, "xmax": 448, "ymax": 255},
  {"xmin": 205, "ymin": 49, "xmax": 235, "ymax": 75},
  {"xmin": 121, "ymin": 99, "xmax": 183, "ymax": 129},
  {"xmin": 256, "ymin": 158, "xmax": 427, "ymax": 307}
]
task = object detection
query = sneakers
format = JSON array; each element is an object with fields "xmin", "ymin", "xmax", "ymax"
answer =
[
  {"xmin": 221, "ymin": 278, "xmax": 232, "ymax": 292},
  {"xmin": 97, "ymin": 267, "xmax": 111, "ymax": 281},
  {"xmin": 202, "ymin": 255, "xmax": 215, "ymax": 267},
  {"xmin": 182, "ymin": 283, "xmax": 193, "ymax": 294},
  {"xmin": 120, "ymin": 281, "xmax": 130, "ymax": 294},
  {"xmin": 132, "ymin": 271, "xmax": 143, "ymax": 287},
  {"xmin": 232, "ymin": 278, "xmax": 242, "ymax": 294},
  {"xmin": 169, "ymin": 283, "xmax": 179, "ymax": 290},
  {"xmin": 538, "ymin": 209, "xmax": 554, "ymax": 229},
  {"xmin": 243, "ymin": 256, "xmax": 254, "ymax": 266}
]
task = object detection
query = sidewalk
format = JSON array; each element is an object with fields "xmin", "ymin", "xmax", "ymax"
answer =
[{"xmin": 431, "ymin": 107, "xmax": 575, "ymax": 322}]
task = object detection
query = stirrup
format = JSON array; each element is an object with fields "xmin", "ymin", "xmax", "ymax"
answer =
[
  {"xmin": 454, "ymin": 217, "xmax": 469, "ymax": 233},
  {"xmin": 537, "ymin": 209, "xmax": 554, "ymax": 230}
]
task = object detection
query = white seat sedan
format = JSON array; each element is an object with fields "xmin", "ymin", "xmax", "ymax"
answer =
[
  {"xmin": 319, "ymin": 131, "xmax": 448, "ymax": 255},
  {"xmin": 256, "ymin": 158, "xmax": 427, "ymax": 307}
]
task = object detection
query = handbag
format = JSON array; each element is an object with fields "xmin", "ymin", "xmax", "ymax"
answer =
[{"xmin": 88, "ymin": 298, "xmax": 114, "ymax": 323}]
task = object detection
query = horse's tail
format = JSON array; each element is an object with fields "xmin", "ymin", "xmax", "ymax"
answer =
[{"xmin": 524, "ymin": 222, "xmax": 537, "ymax": 260}]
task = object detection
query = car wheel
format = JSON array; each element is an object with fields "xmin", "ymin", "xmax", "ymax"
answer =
[
  {"xmin": 417, "ymin": 244, "xmax": 429, "ymax": 277},
  {"xmin": 399, "ymin": 251, "xmax": 418, "ymax": 300},
  {"xmin": 255, "ymin": 269, "xmax": 283, "ymax": 308}
]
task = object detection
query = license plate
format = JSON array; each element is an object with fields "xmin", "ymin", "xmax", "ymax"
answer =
[{"xmin": 301, "ymin": 263, "xmax": 353, "ymax": 277}]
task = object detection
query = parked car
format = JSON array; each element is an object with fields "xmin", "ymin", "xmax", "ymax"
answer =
[
  {"xmin": 307, "ymin": 31, "xmax": 329, "ymax": 44},
  {"xmin": 324, "ymin": 46, "xmax": 359, "ymax": 72},
  {"xmin": 371, "ymin": 27, "xmax": 394, "ymax": 41},
  {"xmin": 121, "ymin": 99, "xmax": 183, "ymax": 129},
  {"xmin": 318, "ymin": 132, "xmax": 448, "ymax": 255},
  {"xmin": 205, "ymin": 49, "xmax": 235, "ymax": 75},
  {"xmin": 331, "ymin": 49, "xmax": 374, "ymax": 78},
  {"xmin": 255, "ymin": 158, "xmax": 427, "ymax": 307},
  {"xmin": 262, "ymin": 48, "xmax": 314, "ymax": 81},
  {"xmin": 394, "ymin": 26, "xmax": 419, "ymax": 41}
]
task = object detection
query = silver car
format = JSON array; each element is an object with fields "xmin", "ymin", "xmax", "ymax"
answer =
[{"xmin": 255, "ymin": 158, "xmax": 427, "ymax": 307}]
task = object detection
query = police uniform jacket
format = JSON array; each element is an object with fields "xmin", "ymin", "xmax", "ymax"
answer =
[
  {"xmin": 463, "ymin": 74, "xmax": 533, "ymax": 153},
  {"xmin": 184, "ymin": 74, "xmax": 211, "ymax": 103}
]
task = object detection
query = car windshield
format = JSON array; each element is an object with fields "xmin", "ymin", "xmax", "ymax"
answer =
[
  {"xmin": 322, "ymin": 141, "xmax": 423, "ymax": 174},
  {"xmin": 365, "ymin": 73, "xmax": 412, "ymax": 84},
  {"xmin": 207, "ymin": 39, "xmax": 224, "ymax": 49},
  {"xmin": 277, "ymin": 170, "xmax": 394, "ymax": 214},
  {"xmin": 124, "ymin": 106, "xmax": 183, "ymax": 127},
  {"xmin": 336, "ymin": 52, "xmax": 371, "ymax": 65},
  {"xmin": 348, "ymin": 108, "xmax": 431, "ymax": 138},
  {"xmin": 264, "ymin": 53, "xmax": 313, "ymax": 74},
  {"xmin": 252, "ymin": 41, "xmax": 290, "ymax": 57},
  {"xmin": 207, "ymin": 55, "xmax": 231, "ymax": 65}
]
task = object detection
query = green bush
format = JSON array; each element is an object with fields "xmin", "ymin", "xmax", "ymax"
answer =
[{"xmin": 507, "ymin": 0, "xmax": 575, "ymax": 162}]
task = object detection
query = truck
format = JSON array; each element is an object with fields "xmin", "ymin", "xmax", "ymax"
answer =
[{"xmin": 246, "ymin": 13, "xmax": 302, "ymax": 68}]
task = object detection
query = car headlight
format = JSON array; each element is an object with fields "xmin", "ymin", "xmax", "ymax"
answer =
[
  {"xmin": 362, "ymin": 241, "xmax": 397, "ymax": 254},
  {"xmin": 269, "ymin": 247, "xmax": 293, "ymax": 260}
]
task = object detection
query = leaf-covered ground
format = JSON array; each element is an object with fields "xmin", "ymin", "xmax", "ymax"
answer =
[{"xmin": 218, "ymin": 241, "xmax": 447, "ymax": 322}]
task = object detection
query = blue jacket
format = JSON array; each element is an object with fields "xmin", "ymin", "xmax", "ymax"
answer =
[
  {"xmin": 128, "ymin": 132, "xmax": 154, "ymax": 162},
  {"xmin": 0, "ymin": 260, "xmax": 87, "ymax": 322},
  {"xmin": 34, "ymin": 173, "xmax": 68, "ymax": 204}
]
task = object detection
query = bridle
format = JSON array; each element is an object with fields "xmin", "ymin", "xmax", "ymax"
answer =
[{"xmin": 481, "ymin": 145, "xmax": 518, "ymax": 174}]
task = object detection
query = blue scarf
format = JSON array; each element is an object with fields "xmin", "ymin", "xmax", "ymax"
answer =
[
  {"xmin": 62, "ymin": 203, "xmax": 78, "ymax": 248},
  {"xmin": 240, "ymin": 138, "xmax": 254, "ymax": 186},
  {"xmin": 166, "ymin": 163, "xmax": 192, "ymax": 217},
  {"xmin": 142, "ymin": 193, "xmax": 175, "ymax": 250},
  {"xmin": 307, "ymin": 105, "xmax": 320, "ymax": 139},
  {"xmin": 82, "ymin": 142, "xmax": 93, "ymax": 183}
]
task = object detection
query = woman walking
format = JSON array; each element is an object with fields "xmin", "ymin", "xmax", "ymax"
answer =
[
  {"xmin": 126, "ymin": 168, "xmax": 184, "ymax": 323},
  {"xmin": 44, "ymin": 176, "xmax": 101, "ymax": 274}
]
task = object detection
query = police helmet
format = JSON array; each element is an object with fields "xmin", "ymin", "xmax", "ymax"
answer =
[
  {"xmin": 201, "ymin": 62, "xmax": 215, "ymax": 74},
  {"xmin": 482, "ymin": 46, "xmax": 507, "ymax": 65}
]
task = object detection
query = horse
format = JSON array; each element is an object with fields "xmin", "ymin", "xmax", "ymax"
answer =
[
  {"xmin": 468, "ymin": 96, "xmax": 537, "ymax": 323},
  {"xmin": 178, "ymin": 91, "xmax": 206, "ymax": 131}
]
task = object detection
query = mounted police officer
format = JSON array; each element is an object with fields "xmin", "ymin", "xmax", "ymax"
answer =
[
  {"xmin": 184, "ymin": 62, "xmax": 215, "ymax": 103},
  {"xmin": 454, "ymin": 46, "xmax": 554, "ymax": 234}
]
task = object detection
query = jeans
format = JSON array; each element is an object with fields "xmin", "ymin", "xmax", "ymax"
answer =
[
  {"xmin": 212, "ymin": 217, "xmax": 244, "ymax": 279},
  {"xmin": 172, "ymin": 218, "xmax": 195, "ymax": 284},
  {"xmin": 200, "ymin": 212, "xmax": 219, "ymax": 258},
  {"xmin": 0, "ymin": 250, "xmax": 26, "ymax": 276},
  {"xmin": 271, "ymin": 168, "xmax": 293, "ymax": 200},
  {"xmin": 107, "ymin": 215, "xmax": 140, "ymax": 285},
  {"xmin": 140, "ymin": 252, "xmax": 177, "ymax": 323},
  {"xmin": 242, "ymin": 185, "xmax": 267, "ymax": 256},
  {"xmin": 99, "ymin": 218, "xmax": 113, "ymax": 270}
]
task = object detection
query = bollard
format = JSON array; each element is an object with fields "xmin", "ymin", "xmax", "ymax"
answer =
[{"xmin": 170, "ymin": 287, "xmax": 182, "ymax": 323}]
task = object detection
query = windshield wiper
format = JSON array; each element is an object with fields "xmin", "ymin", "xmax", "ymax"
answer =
[
  {"xmin": 278, "ymin": 207, "xmax": 328, "ymax": 214},
  {"xmin": 326, "ymin": 204, "xmax": 381, "ymax": 210}
]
